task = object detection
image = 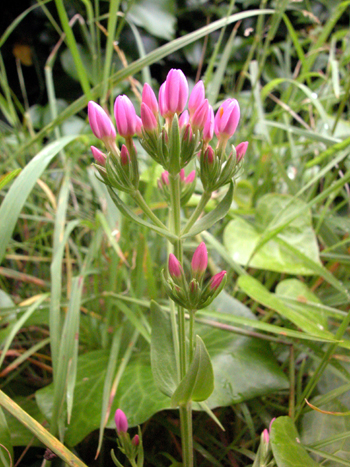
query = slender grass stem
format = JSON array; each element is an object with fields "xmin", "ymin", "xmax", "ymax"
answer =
[
  {"xmin": 181, "ymin": 191, "xmax": 212, "ymax": 236},
  {"xmin": 132, "ymin": 190, "xmax": 169, "ymax": 231}
]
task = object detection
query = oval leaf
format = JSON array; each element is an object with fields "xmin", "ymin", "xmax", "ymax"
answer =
[{"xmin": 171, "ymin": 335, "xmax": 214, "ymax": 407}]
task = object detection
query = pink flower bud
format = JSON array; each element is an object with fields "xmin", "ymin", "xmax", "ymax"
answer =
[
  {"xmin": 88, "ymin": 101, "xmax": 116, "ymax": 142},
  {"xmin": 188, "ymin": 80, "xmax": 205, "ymax": 118},
  {"xmin": 179, "ymin": 110, "xmax": 189, "ymax": 128},
  {"xmin": 169, "ymin": 253, "xmax": 182, "ymax": 278},
  {"xmin": 142, "ymin": 83, "xmax": 158, "ymax": 118},
  {"xmin": 90, "ymin": 146, "xmax": 106, "ymax": 165},
  {"xmin": 180, "ymin": 169, "xmax": 186, "ymax": 182},
  {"xmin": 214, "ymin": 99, "xmax": 240, "ymax": 141},
  {"xmin": 203, "ymin": 146, "xmax": 214, "ymax": 164},
  {"xmin": 120, "ymin": 144, "xmax": 130, "ymax": 166},
  {"xmin": 269, "ymin": 417, "xmax": 276, "ymax": 433},
  {"xmin": 235, "ymin": 141, "xmax": 248, "ymax": 162},
  {"xmin": 186, "ymin": 170, "xmax": 196, "ymax": 184},
  {"xmin": 191, "ymin": 242, "xmax": 208, "ymax": 276},
  {"xmin": 191, "ymin": 99, "xmax": 209, "ymax": 132},
  {"xmin": 209, "ymin": 271, "xmax": 226, "ymax": 290},
  {"xmin": 262, "ymin": 429, "xmax": 269, "ymax": 444},
  {"xmin": 183, "ymin": 123, "xmax": 193, "ymax": 142},
  {"xmin": 161, "ymin": 170, "xmax": 169, "ymax": 186},
  {"xmin": 203, "ymin": 105, "xmax": 214, "ymax": 143},
  {"xmin": 136, "ymin": 116, "xmax": 143, "ymax": 138},
  {"xmin": 158, "ymin": 83, "xmax": 167, "ymax": 118},
  {"xmin": 115, "ymin": 409, "xmax": 128, "ymax": 433},
  {"xmin": 132, "ymin": 434, "xmax": 140, "ymax": 446},
  {"xmin": 161, "ymin": 69, "xmax": 189, "ymax": 117},
  {"xmin": 114, "ymin": 95, "xmax": 137, "ymax": 138},
  {"xmin": 141, "ymin": 103, "xmax": 158, "ymax": 132}
]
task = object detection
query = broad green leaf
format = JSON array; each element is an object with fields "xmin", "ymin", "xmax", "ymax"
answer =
[
  {"xmin": 276, "ymin": 279, "xmax": 328, "ymax": 331},
  {"xmin": 233, "ymin": 180, "xmax": 254, "ymax": 209},
  {"xmin": 0, "ymin": 169, "xmax": 21, "ymax": 190},
  {"xmin": 36, "ymin": 294, "xmax": 288, "ymax": 446},
  {"xmin": 150, "ymin": 301, "xmax": 178, "ymax": 398},
  {"xmin": 270, "ymin": 416, "xmax": 319, "ymax": 467},
  {"xmin": 128, "ymin": 0, "xmax": 176, "ymax": 40},
  {"xmin": 0, "ymin": 407, "xmax": 13, "ymax": 467},
  {"xmin": 238, "ymin": 276, "xmax": 336, "ymax": 341},
  {"xmin": 107, "ymin": 187, "xmax": 177, "ymax": 242},
  {"xmin": 171, "ymin": 336, "xmax": 214, "ymax": 407},
  {"xmin": 224, "ymin": 194, "xmax": 321, "ymax": 274},
  {"xmin": 0, "ymin": 135, "xmax": 76, "ymax": 264},
  {"xmin": 183, "ymin": 183, "xmax": 234, "ymax": 238}
]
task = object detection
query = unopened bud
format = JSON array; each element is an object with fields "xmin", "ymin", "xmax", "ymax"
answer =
[
  {"xmin": 185, "ymin": 171, "xmax": 196, "ymax": 184},
  {"xmin": 120, "ymin": 145, "xmax": 130, "ymax": 166},
  {"xmin": 209, "ymin": 271, "xmax": 226, "ymax": 290},
  {"xmin": 90, "ymin": 146, "xmax": 106, "ymax": 166},
  {"xmin": 191, "ymin": 242, "xmax": 208, "ymax": 278},
  {"xmin": 114, "ymin": 409, "xmax": 128, "ymax": 433},
  {"xmin": 161, "ymin": 170, "xmax": 169, "ymax": 186},
  {"xmin": 180, "ymin": 169, "xmax": 186, "ymax": 182},
  {"xmin": 235, "ymin": 141, "xmax": 248, "ymax": 162},
  {"xmin": 262, "ymin": 428, "xmax": 269, "ymax": 444},
  {"xmin": 168, "ymin": 254, "xmax": 182, "ymax": 279},
  {"xmin": 132, "ymin": 434, "xmax": 140, "ymax": 446},
  {"xmin": 179, "ymin": 110, "xmax": 189, "ymax": 128}
]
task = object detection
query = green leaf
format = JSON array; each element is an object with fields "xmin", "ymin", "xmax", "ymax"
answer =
[
  {"xmin": 183, "ymin": 183, "xmax": 234, "ymax": 238},
  {"xmin": 270, "ymin": 416, "xmax": 319, "ymax": 467},
  {"xmin": 107, "ymin": 187, "xmax": 177, "ymax": 242},
  {"xmin": 0, "ymin": 169, "xmax": 21, "ymax": 190},
  {"xmin": 36, "ymin": 294, "xmax": 288, "ymax": 446},
  {"xmin": 0, "ymin": 407, "xmax": 13, "ymax": 467},
  {"xmin": 171, "ymin": 336, "xmax": 214, "ymax": 407},
  {"xmin": 238, "ymin": 276, "xmax": 336, "ymax": 341},
  {"xmin": 224, "ymin": 194, "xmax": 321, "ymax": 275},
  {"xmin": 276, "ymin": 279, "xmax": 328, "ymax": 332},
  {"xmin": 0, "ymin": 135, "xmax": 76, "ymax": 264},
  {"xmin": 128, "ymin": 0, "xmax": 176, "ymax": 40},
  {"xmin": 150, "ymin": 301, "xmax": 178, "ymax": 398}
]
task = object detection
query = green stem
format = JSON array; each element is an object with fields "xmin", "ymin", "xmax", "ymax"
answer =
[
  {"xmin": 132, "ymin": 190, "xmax": 169, "ymax": 231},
  {"xmin": 181, "ymin": 191, "xmax": 212, "ymax": 236},
  {"xmin": 169, "ymin": 173, "xmax": 193, "ymax": 467},
  {"xmin": 180, "ymin": 404, "xmax": 193, "ymax": 467},
  {"xmin": 189, "ymin": 311, "xmax": 195, "ymax": 363}
]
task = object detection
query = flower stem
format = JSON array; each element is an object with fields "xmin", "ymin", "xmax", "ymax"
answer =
[
  {"xmin": 169, "ymin": 173, "xmax": 193, "ymax": 467},
  {"xmin": 181, "ymin": 191, "xmax": 212, "ymax": 236},
  {"xmin": 189, "ymin": 311, "xmax": 195, "ymax": 363}
]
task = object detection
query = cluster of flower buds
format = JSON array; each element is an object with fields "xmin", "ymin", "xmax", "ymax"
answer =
[
  {"xmin": 162, "ymin": 242, "xmax": 226, "ymax": 310},
  {"xmin": 88, "ymin": 68, "xmax": 248, "ymax": 196},
  {"xmin": 158, "ymin": 168, "xmax": 196, "ymax": 206},
  {"xmin": 252, "ymin": 418, "xmax": 275, "ymax": 467},
  {"xmin": 200, "ymin": 139, "xmax": 248, "ymax": 192},
  {"xmin": 112, "ymin": 409, "xmax": 143, "ymax": 467}
]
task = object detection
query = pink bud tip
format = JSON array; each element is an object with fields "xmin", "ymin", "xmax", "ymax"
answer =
[
  {"xmin": 141, "ymin": 103, "xmax": 158, "ymax": 132},
  {"xmin": 161, "ymin": 170, "xmax": 169, "ymax": 186},
  {"xmin": 161, "ymin": 69, "xmax": 189, "ymax": 117},
  {"xmin": 179, "ymin": 110, "xmax": 189, "ymax": 128},
  {"xmin": 203, "ymin": 146, "xmax": 214, "ymax": 164},
  {"xmin": 90, "ymin": 146, "xmax": 106, "ymax": 165},
  {"xmin": 120, "ymin": 145, "xmax": 130, "ymax": 166},
  {"xmin": 169, "ymin": 253, "xmax": 182, "ymax": 278},
  {"xmin": 88, "ymin": 101, "xmax": 116, "ymax": 142},
  {"xmin": 191, "ymin": 99, "xmax": 209, "ymax": 132},
  {"xmin": 183, "ymin": 123, "xmax": 193, "ymax": 142},
  {"xmin": 136, "ymin": 116, "xmax": 143, "ymax": 138},
  {"xmin": 262, "ymin": 429, "xmax": 269, "ymax": 444},
  {"xmin": 203, "ymin": 105, "xmax": 214, "ymax": 143},
  {"xmin": 214, "ymin": 99, "xmax": 240, "ymax": 141},
  {"xmin": 235, "ymin": 141, "xmax": 248, "ymax": 162},
  {"xmin": 188, "ymin": 81, "xmax": 205, "ymax": 117},
  {"xmin": 114, "ymin": 95, "xmax": 137, "ymax": 138},
  {"xmin": 180, "ymin": 169, "xmax": 186, "ymax": 182},
  {"xmin": 114, "ymin": 409, "xmax": 128, "ymax": 433},
  {"xmin": 132, "ymin": 434, "xmax": 140, "ymax": 446},
  {"xmin": 186, "ymin": 170, "xmax": 196, "ymax": 184},
  {"xmin": 269, "ymin": 417, "xmax": 276, "ymax": 433},
  {"xmin": 210, "ymin": 271, "xmax": 226, "ymax": 290},
  {"xmin": 191, "ymin": 242, "xmax": 208, "ymax": 275},
  {"xmin": 142, "ymin": 83, "xmax": 158, "ymax": 118}
]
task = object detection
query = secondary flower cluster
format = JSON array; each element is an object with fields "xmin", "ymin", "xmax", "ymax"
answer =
[
  {"xmin": 88, "ymin": 68, "xmax": 248, "ymax": 194},
  {"xmin": 113, "ymin": 409, "xmax": 142, "ymax": 467},
  {"xmin": 163, "ymin": 242, "xmax": 226, "ymax": 310}
]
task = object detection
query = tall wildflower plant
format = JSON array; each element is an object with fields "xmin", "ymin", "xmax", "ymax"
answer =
[{"xmin": 88, "ymin": 69, "xmax": 248, "ymax": 467}]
